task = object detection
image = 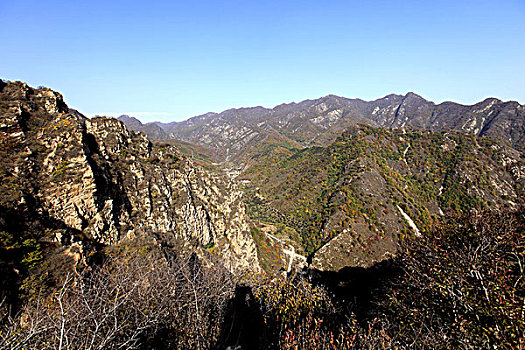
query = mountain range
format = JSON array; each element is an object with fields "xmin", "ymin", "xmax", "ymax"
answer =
[
  {"xmin": 2, "ymin": 80, "xmax": 525, "ymax": 348},
  {"xmin": 119, "ymin": 93, "xmax": 525, "ymax": 167},
  {"xmin": 119, "ymin": 92, "xmax": 525, "ymax": 272},
  {"xmin": 2, "ymin": 79, "xmax": 524, "ymax": 280}
]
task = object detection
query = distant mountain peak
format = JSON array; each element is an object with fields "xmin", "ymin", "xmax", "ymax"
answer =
[
  {"xmin": 319, "ymin": 94, "xmax": 348, "ymax": 102},
  {"xmin": 480, "ymin": 97, "xmax": 502, "ymax": 104},
  {"xmin": 384, "ymin": 93, "xmax": 404, "ymax": 99},
  {"xmin": 118, "ymin": 92, "xmax": 525, "ymax": 162},
  {"xmin": 322, "ymin": 94, "xmax": 342, "ymax": 99},
  {"xmin": 405, "ymin": 91, "xmax": 424, "ymax": 99},
  {"xmin": 118, "ymin": 115, "xmax": 143, "ymax": 127}
]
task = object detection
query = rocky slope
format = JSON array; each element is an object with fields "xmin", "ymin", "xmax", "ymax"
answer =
[
  {"xmin": 118, "ymin": 114, "xmax": 169, "ymax": 140},
  {"xmin": 120, "ymin": 93, "xmax": 525, "ymax": 272},
  {"xmin": 241, "ymin": 125, "xmax": 525, "ymax": 271},
  {"xmin": 122, "ymin": 93, "xmax": 525, "ymax": 166},
  {"xmin": 0, "ymin": 81, "xmax": 259, "ymax": 280}
]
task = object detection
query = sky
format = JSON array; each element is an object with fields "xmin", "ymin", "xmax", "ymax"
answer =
[{"xmin": 1, "ymin": 0, "xmax": 524, "ymax": 122}]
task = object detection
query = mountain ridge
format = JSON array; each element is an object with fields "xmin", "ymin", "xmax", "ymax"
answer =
[
  {"xmin": 121, "ymin": 92, "xmax": 517, "ymax": 127},
  {"xmin": 120, "ymin": 92, "xmax": 525, "ymax": 166},
  {"xmin": 241, "ymin": 124, "xmax": 525, "ymax": 271}
]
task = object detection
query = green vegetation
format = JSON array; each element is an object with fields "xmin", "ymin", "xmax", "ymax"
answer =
[
  {"xmin": 250, "ymin": 226, "xmax": 284, "ymax": 273},
  {"xmin": 383, "ymin": 207, "xmax": 525, "ymax": 348},
  {"xmin": 243, "ymin": 125, "xmax": 520, "ymax": 264},
  {"xmin": 0, "ymin": 227, "xmax": 59, "ymax": 305},
  {"xmin": 3, "ymin": 209, "xmax": 523, "ymax": 349}
]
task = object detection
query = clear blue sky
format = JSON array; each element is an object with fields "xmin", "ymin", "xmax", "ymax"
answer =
[{"xmin": 1, "ymin": 0, "xmax": 524, "ymax": 122}]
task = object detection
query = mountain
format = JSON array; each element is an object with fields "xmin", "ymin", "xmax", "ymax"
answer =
[
  {"xmin": 240, "ymin": 124, "xmax": 524, "ymax": 271},
  {"xmin": 115, "ymin": 92, "xmax": 525, "ymax": 272},
  {"xmin": 2, "ymin": 80, "xmax": 523, "ymax": 349},
  {"xmin": 0, "ymin": 81, "xmax": 259, "ymax": 302},
  {"xmin": 120, "ymin": 93, "xmax": 525, "ymax": 166},
  {"xmin": 2, "ymin": 80, "xmax": 523, "ymax": 276},
  {"xmin": 117, "ymin": 114, "xmax": 169, "ymax": 140}
]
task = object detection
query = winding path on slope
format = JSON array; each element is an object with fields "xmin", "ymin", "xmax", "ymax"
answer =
[{"xmin": 264, "ymin": 232, "xmax": 307, "ymax": 273}]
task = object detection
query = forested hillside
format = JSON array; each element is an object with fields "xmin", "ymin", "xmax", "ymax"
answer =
[
  {"xmin": 1, "ymin": 80, "xmax": 524, "ymax": 349},
  {"xmin": 241, "ymin": 124, "xmax": 524, "ymax": 271}
]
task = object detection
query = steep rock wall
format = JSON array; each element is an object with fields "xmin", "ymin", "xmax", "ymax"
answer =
[{"xmin": 0, "ymin": 81, "xmax": 259, "ymax": 273}]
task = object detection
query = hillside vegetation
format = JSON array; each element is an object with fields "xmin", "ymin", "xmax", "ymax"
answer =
[
  {"xmin": 1, "ymin": 80, "xmax": 524, "ymax": 349},
  {"xmin": 2, "ymin": 207, "xmax": 523, "ymax": 349},
  {"xmin": 242, "ymin": 124, "xmax": 524, "ymax": 270}
]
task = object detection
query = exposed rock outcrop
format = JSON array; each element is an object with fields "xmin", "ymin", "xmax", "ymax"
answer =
[{"xmin": 0, "ymin": 81, "xmax": 259, "ymax": 273}]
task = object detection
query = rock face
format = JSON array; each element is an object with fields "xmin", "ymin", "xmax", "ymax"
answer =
[{"xmin": 0, "ymin": 81, "xmax": 259, "ymax": 273}]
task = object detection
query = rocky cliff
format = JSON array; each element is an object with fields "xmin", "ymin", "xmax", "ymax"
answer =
[{"xmin": 0, "ymin": 80, "xmax": 259, "ymax": 276}]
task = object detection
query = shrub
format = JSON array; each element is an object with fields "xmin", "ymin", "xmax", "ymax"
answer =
[
  {"xmin": 251, "ymin": 274, "xmax": 394, "ymax": 349},
  {"xmin": 0, "ymin": 243, "xmax": 236, "ymax": 350},
  {"xmin": 383, "ymin": 207, "xmax": 525, "ymax": 349}
]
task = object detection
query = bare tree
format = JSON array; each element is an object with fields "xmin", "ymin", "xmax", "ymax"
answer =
[{"xmin": 0, "ymin": 244, "xmax": 236, "ymax": 350}]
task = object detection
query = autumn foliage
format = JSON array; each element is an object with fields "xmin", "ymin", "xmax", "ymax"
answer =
[
  {"xmin": 383, "ymin": 207, "xmax": 525, "ymax": 349},
  {"xmin": 1, "ymin": 207, "xmax": 524, "ymax": 349}
]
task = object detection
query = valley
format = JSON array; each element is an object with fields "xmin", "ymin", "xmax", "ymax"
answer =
[
  {"xmin": 121, "ymin": 97, "xmax": 525, "ymax": 274},
  {"xmin": 1, "ymin": 80, "xmax": 524, "ymax": 349}
]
